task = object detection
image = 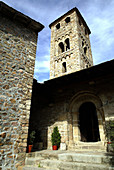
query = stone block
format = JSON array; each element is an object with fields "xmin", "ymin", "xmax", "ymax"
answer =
[{"xmin": 60, "ymin": 142, "xmax": 67, "ymax": 150}]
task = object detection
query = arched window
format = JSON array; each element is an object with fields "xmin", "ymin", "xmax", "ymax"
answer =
[
  {"xmin": 84, "ymin": 47, "xmax": 87, "ymax": 55},
  {"xmin": 58, "ymin": 42, "xmax": 64, "ymax": 54},
  {"xmin": 65, "ymin": 38, "xmax": 70, "ymax": 51},
  {"xmin": 86, "ymin": 64, "xmax": 88, "ymax": 68},
  {"xmin": 62, "ymin": 62, "xmax": 67, "ymax": 73},
  {"xmin": 65, "ymin": 17, "xmax": 70, "ymax": 23},
  {"xmin": 56, "ymin": 23, "xmax": 60, "ymax": 29}
]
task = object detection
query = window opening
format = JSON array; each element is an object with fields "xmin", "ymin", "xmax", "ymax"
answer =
[
  {"xmin": 65, "ymin": 17, "xmax": 70, "ymax": 23},
  {"xmin": 82, "ymin": 41, "xmax": 84, "ymax": 47},
  {"xmin": 56, "ymin": 23, "xmax": 60, "ymax": 29},
  {"xmin": 65, "ymin": 38, "xmax": 70, "ymax": 51},
  {"xmin": 86, "ymin": 64, "xmax": 88, "ymax": 68},
  {"xmin": 62, "ymin": 62, "xmax": 67, "ymax": 73},
  {"xmin": 58, "ymin": 42, "xmax": 64, "ymax": 54},
  {"xmin": 84, "ymin": 47, "xmax": 87, "ymax": 55}
]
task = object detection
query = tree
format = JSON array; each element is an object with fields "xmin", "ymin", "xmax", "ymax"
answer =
[{"xmin": 51, "ymin": 126, "xmax": 61, "ymax": 148}]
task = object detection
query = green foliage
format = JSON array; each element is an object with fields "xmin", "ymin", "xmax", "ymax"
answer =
[
  {"xmin": 29, "ymin": 131, "xmax": 35, "ymax": 144},
  {"xmin": 105, "ymin": 120, "xmax": 114, "ymax": 152},
  {"xmin": 51, "ymin": 126, "xmax": 61, "ymax": 148},
  {"xmin": 38, "ymin": 163, "xmax": 41, "ymax": 167},
  {"xmin": 34, "ymin": 130, "xmax": 42, "ymax": 143}
]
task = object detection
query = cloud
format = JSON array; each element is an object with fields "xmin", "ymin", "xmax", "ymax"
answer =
[
  {"xmin": 84, "ymin": 0, "xmax": 114, "ymax": 64},
  {"xmin": 34, "ymin": 72, "xmax": 50, "ymax": 83},
  {"xmin": 34, "ymin": 57, "xmax": 50, "ymax": 73},
  {"xmin": 2, "ymin": 0, "xmax": 114, "ymax": 82}
]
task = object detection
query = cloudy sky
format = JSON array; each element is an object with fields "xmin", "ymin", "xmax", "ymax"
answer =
[{"xmin": 2, "ymin": 0, "xmax": 114, "ymax": 82}]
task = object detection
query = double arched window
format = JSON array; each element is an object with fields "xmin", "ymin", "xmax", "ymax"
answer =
[{"xmin": 58, "ymin": 38, "xmax": 70, "ymax": 54}]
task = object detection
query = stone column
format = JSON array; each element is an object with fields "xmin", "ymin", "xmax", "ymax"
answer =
[
  {"xmin": 73, "ymin": 112, "xmax": 80, "ymax": 142},
  {"xmin": 97, "ymin": 108, "xmax": 105, "ymax": 142},
  {"xmin": 68, "ymin": 112, "xmax": 73, "ymax": 146}
]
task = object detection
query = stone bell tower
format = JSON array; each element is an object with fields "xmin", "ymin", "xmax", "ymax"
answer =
[{"xmin": 49, "ymin": 7, "xmax": 93, "ymax": 79}]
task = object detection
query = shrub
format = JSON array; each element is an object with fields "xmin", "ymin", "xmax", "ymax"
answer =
[
  {"xmin": 29, "ymin": 131, "xmax": 35, "ymax": 144},
  {"xmin": 51, "ymin": 126, "xmax": 61, "ymax": 148}
]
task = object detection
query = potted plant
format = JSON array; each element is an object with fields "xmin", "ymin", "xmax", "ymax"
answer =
[
  {"xmin": 28, "ymin": 130, "xmax": 35, "ymax": 153},
  {"xmin": 51, "ymin": 126, "xmax": 61, "ymax": 150}
]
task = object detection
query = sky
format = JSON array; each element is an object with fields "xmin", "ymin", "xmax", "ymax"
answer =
[{"xmin": 2, "ymin": 0, "xmax": 114, "ymax": 82}]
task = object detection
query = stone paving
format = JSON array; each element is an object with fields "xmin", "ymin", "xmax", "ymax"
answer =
[{"xmin": 23, "ymin": 150, "xmax": 114, "ymax": 170}]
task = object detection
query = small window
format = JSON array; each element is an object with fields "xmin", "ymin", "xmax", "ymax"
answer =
[
  {"xmin": 58, "ymin": 42, "xmax": 64, "ymax": 54},
  {"xmin": 84, "ymin": 47, "xmax": 87, "ymax": 55},
  {"xmin": 62, "ymin": 62, "xmax": 67, "ymax": 73},
  {"xmin": 56, "ymin": 23, "xmax": 60, "ymax": 29},
  {"xmin": 65, "ymin": 17, "xmax": 70, "ymax": 23},
  {"xmin": 65, "ymin": 38, "xmax": 70, "ymax": 51},
  {"xmin": 86, "ymin": 64, "xmax": 88, "ymax": 68},
  {"xmin": 82, "ymin": 41, "xmax": 84, "ymax": 47}
]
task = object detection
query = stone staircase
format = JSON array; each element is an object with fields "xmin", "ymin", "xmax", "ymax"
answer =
[
  {"xmin": 23, "ymin": 150, "xmax": 114, "ymax": 170},
  {"xmin": 68, "ymin": 141, "xmax": 106, "ymax": 151}
]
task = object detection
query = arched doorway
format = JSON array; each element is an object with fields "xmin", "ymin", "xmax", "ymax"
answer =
[{"xmin": 79, "ymin": 102, "xmax": 100, "ymax": 142}]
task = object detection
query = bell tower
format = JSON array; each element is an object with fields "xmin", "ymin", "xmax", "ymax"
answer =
[{"xmin": 49, "ymin": 8, "xmax": 93, "ymax": 79}]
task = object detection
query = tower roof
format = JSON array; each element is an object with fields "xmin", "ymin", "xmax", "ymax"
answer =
[{"xmin": 49, "ymin": 7, "xmax": 91, "ymax": 34}]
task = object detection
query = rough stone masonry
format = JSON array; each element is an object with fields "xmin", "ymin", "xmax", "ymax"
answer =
[
  {"xmin": 0, "ymin": 2, "xmax": 44, "ymax": 169},
  {"xmin": 29, "ymin": 7, "xmax": 114, "ymax": 153}
]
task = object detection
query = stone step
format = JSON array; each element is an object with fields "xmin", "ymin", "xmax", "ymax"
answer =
[
  {"xmin": 58, "ymin": 153, "xmax": 114, "ymax": 165},
  {"xmin": 40, "ymin": 159, "xmax": 114, "ymax": 170},
  {"xmin": 25, "ymin": 151, "xmax": 114, "ymax": 165},
  {"xmin": 23, "ymin": 167, "xmax": 46, "ymax": 170},
  {"xmin": 25, "ymin": 157, "xmax": 43, "ymax": 166},
  {"xmin": 25, "ymin": 150, "xmax": 114, "ymax": 170},
  {"xmin": 23, "ymin": 166, "xmax": 54, "ymax": 170},
  {"xmin": 69, "ymin": 144, "xmax": 106, "ymax": 151},
  {"xmin": 26, "ymin": 150, "xmax": 59, "ymax": 160}
]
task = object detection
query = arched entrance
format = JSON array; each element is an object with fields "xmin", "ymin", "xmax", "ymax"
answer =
[
  {"xmin": 68, "ymin": 92, "xmax": 106, "ymax": 151},
  {"xmin": 79, "ymin": 102, "xmax": 100, "ymax": 142}
]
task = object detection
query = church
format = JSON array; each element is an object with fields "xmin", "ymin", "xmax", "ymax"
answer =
[
  {"xmin": 29, "ymin": 8, "xmax": 114, "ymax": 152},
  {"xmin": 0, "ymin": 2, "xmax": 114, "ymax": 169}
]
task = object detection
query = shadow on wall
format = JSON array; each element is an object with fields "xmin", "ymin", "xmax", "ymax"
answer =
[
  {"xmin": 27, "ymin": 101, "xmax": 68, "ymax": 152},
  {"xmin": 0, "ymin": 15, "xmax": 37, "ymax": 42},
  {"xmin": 26, "ymin": 79, "xmax": 106, "ymax": 152},
  {"xmin": 26, "ymin": 80, "xmax": 69, "ymax": 152}
]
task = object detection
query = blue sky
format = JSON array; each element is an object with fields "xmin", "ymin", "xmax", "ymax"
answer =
[{"xmin": 2, "ymin": 0, "xmax": 114, "ymax": 82}]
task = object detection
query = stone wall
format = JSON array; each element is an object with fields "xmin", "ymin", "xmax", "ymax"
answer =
[
  {"xmin": 30, "ymin": 61, "xmax": 114, "ymax": 152},
  {"xmin": 50, "ymin": 8, "xmax": 93, "ymax": 79},
  {"xmin": 0, "ymin": 3, "xmax": 44, "ymax": 169}
]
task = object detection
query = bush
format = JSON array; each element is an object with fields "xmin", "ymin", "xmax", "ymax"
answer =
[
  {"xmin": 51, "ymin": 126, "xmax": 61, "ymax": 148},
  {"xmin": 29, "ymin": 131, "xmax": 35, "ymax": 144},
  {"xmin": 105, "ymin": 120, "xmax": 114, "ymax": 152}
]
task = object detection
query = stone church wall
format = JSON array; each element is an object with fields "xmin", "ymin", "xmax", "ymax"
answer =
[
  {"xmin": 0, "ymin": 3, "xmax": 44, "ymax": 169},
  {"xmin": 30, "ymin": 62, "xmax": 114, "ymax": 152}
]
